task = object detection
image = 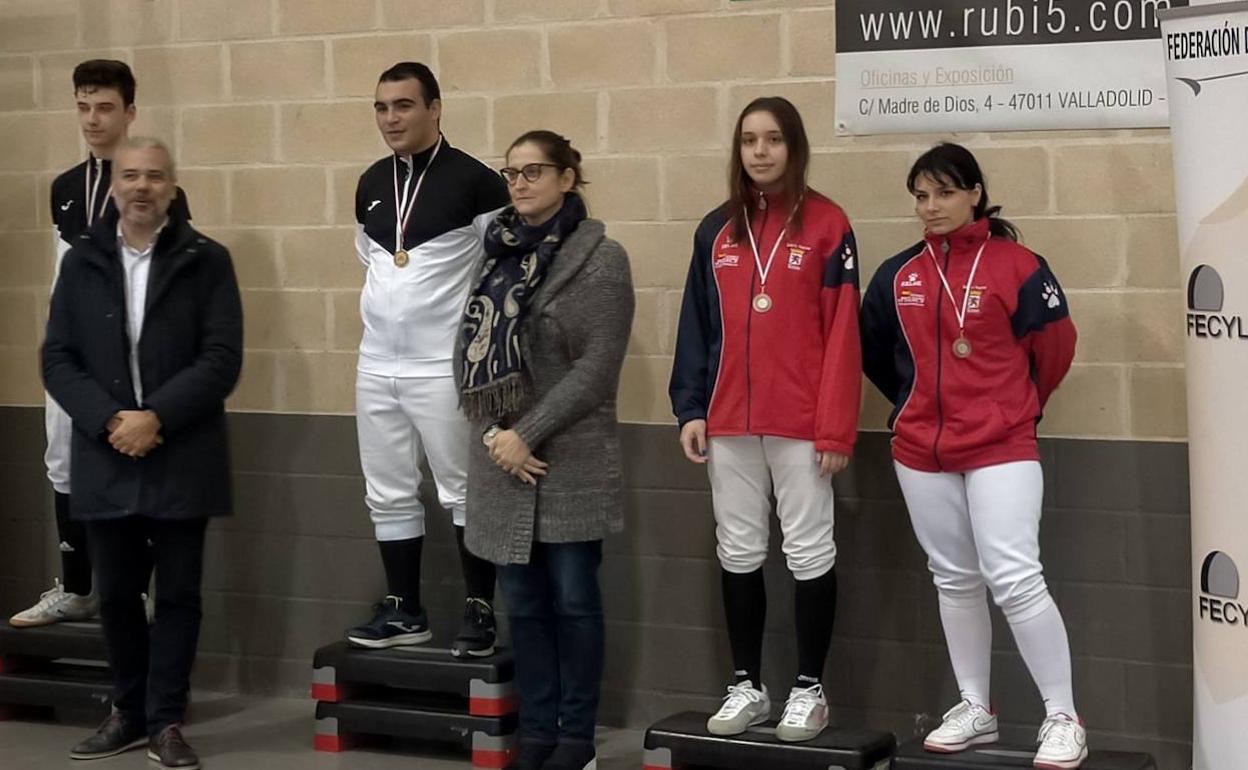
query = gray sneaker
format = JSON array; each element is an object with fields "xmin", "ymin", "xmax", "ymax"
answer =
[
  {"xmin": 775, "ymin": 683, "xmax": 829, "ymax": 742},
  {"xmin": 706, "ymin": 680, "xmax": 770, "ymax": 736},
  {"xmin": 9, "ymin": 580, "xmax": 98, "ymax": 628}
]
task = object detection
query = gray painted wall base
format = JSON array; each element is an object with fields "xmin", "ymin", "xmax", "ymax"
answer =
[{"xmin": 0, "ymin": 408, "xmax": 1192, "ymax": 769}]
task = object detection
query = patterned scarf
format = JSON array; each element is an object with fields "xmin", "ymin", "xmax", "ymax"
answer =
[{"xmin": 459, "ymin": 193, "xmax": 588, "ymax": 420}]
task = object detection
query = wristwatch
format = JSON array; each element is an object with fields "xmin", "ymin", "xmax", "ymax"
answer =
[{"xmin": 482, "ymin": 424, "xmax": 502, "ymax": 445}]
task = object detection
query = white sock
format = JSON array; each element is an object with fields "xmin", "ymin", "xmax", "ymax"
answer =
[
  {"xmin": 1008, "ymin": 598, "xmax": 1077, "ymax": 719},
  {"xmin": 938, "ymin": 592, "xmax": 993, "ymax": 710}
]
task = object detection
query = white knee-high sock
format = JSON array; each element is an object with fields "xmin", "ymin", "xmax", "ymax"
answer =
[
  {"xmin": 1007, "ymin": 598, "xmax": 1077, "ymax": 718},
  {"xmin": 938, "ymin": 592, "xmax": 993, "ymax": 710}
]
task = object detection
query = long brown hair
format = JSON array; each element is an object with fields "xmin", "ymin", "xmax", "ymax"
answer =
[{"xmin": 728, "ymin": 96, "xmax": 810, "ymax": 241}]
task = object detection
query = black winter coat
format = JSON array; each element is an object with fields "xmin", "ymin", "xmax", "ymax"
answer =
[{"xmin": 42, "ymin": 210, "xmax": 243, "ymax": 520}]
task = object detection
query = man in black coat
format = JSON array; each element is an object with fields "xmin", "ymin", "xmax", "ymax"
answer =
[{"xmin": 43, "ymin": 136, "xmax": 242, "ymax": 770}]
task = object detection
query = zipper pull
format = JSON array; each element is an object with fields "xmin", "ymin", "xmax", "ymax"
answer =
[
  {"xmin": 941, "ymin": 238, "xmax": 950, "ymax": 255},
  {"xmin": 758, "ymin": 191, "xmax": 768, "ymax": 210}
]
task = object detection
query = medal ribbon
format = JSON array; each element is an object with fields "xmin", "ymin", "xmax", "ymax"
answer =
[
  {"xmin": 741, "ymin": 204, "xmax": 789, "ymax": 295},
  {"xmin": 925, "ymin": 235, "xmax": 990, "ymax": 340},
  {"xmin": 85, "ymin": 156, "xmax": 109, "ymax": 227},
  {"xmin": 392, "ymin": 135, "xmax": 443, "ymax": 253}
]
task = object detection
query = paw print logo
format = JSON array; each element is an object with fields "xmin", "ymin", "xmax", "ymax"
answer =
[
  {"xmin": 842, "ymin": 245, "xmax": 855, "ymax": 270},
  {"xmin": 1042, "ymin": 282, "xmax": 1061, "ymax": 309}
]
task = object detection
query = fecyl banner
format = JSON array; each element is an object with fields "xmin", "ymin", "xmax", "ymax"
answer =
[
  {"xmin": 1158, "ymin": 2, "xmax": 1248, "ymax": 768},
  {"xmin": 835, "ymin": 0, "xmax": 1189, "ymax": 134}
]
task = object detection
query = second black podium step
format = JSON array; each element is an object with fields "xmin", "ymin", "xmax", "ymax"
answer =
[{"xmin": 643, "ymin": 710, "xmax": 895, "ymax": 770}]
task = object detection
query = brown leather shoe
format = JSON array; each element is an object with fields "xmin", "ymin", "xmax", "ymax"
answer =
[
  {"xmin": 147, "ymin": 724, "xmax": 200, "ymax": 769},
  {"xmin": 69, "ymin": 712, "xmax": 147, "ymax": 760}
]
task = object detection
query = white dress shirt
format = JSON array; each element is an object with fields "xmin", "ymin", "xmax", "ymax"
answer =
[{"xmin": 117, "ymin": 220, "xmax": 166, "ymax": 405}]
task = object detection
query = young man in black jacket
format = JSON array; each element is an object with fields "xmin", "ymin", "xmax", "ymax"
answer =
[{"xmin": 43, "ymin": 137, "xmax": 242, "ymax": 770}]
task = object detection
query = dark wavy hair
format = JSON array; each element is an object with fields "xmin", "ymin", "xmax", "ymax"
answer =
[
  {"xmin": 907, "ymin": 142, "xmax": 1020, "ymax": 242},
  {"xmin": 507, "ymin": 130, "xmax": 588, "ymax": 192},
  {"xmin": 728, "ymin": 96, "xmax": 810, "ymax": 241},
  {"xmin": 73, "ymin": 59, "xmax": 136, "ymax": 106}
]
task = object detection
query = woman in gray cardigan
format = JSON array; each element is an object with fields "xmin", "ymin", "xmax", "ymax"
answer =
[{"xmin": 456, "ymin": 130, "xmax": 634, "ymax": 770}]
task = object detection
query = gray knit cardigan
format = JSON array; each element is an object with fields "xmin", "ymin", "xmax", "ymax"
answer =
[{"xmin": 457, "ymin": 217, "xmax": 635, "ymax": 565}]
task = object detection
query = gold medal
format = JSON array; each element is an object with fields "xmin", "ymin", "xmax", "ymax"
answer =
[
  {"xmin": 952, "ymin": 334, "xmax": 972, "ymax": 359},
  {"xmin": 394, "ymin": 249, "xmax": 409, "ymax": 268},
  {"xmin": 752, "ymin": 293, "xmax": 773, "ymax": 313}
]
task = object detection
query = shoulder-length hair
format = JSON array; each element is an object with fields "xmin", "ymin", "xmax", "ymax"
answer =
[{"xmin": 728, "ymin": 96, "xmax": 810, "ymax": 241}]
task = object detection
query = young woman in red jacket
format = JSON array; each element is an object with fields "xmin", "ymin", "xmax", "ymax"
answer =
[
  {"xmin": 669, "ymin": 97, "xmax": 862, "ymax": 743},
  {"xmin": 861, "ymin": 143, "xmax": 1084, "ymax": 770}
]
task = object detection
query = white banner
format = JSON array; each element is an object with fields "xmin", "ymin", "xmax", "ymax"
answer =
[
  {"xmin": 1159, "ymin": 3, "xmax": 1248, "ymax": 769},
  {"xmin": 835, "ymin": 1, "xmax": 1189, "ymax": 134}
]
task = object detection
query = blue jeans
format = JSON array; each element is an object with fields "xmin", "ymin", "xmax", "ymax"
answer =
[{"xmin": 498, "ymin": 540, "xmax": 604, "ymax": 743}]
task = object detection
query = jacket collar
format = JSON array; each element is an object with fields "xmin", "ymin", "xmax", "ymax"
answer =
[
  {"xmin": 81, "ymin": 206, "xmax": 203, "ymax": 311},
  {"xmin": 923, "ymin": 217, "xmax": 990, "ymax": 257},
  {"xmin": 528, "ymin": 218, "xmax": 606, "ymax": 316}
]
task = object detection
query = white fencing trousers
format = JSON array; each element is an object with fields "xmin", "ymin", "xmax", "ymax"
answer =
[
  {"xmin": 45, "ymin": 392, "xmax": 71, "ymax": 494},
  {"xmin": 707, "ymin": 436, "xmax": 836, "ymax": 581},
  {"xmin": 895, "ymin": 459, "xmax": 1078, "ymax": 717},
  {"xmin": 894, "ymin": 460, "xmax": 1052, "ymax": 623},
  {"xmin": 356, "ymin": 372, "xmax": 468, "ymax": 542}
]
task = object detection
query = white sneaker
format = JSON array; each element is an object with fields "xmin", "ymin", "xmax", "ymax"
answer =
[
  {"xmin": 923, "ymin": 699, "xmax": 998, "ymax": 753},
  {"xmin": 8, "ymin": 580, "xmax": 99, "ymax": 628},
  {"xmin": 706, "ymin": 680, "xmax": 770, "ymax": 736},
  {"xmin": 775, "ymin": 683, "xmax": 829, "ymax": 742},
  {"xmin": 1034, "ymin": 713, "xmax": 1088, "ymax": 769}
]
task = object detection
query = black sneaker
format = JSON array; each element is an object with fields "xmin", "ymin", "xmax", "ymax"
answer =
[
  {"xmin": 345, "ymin": 595, "xmax": 432, "ymax": 649},
  {"xmin": 451, "ymin": 597, "xmax": 496, "ymax": 658},
  {"xmin": 147, "ymin": 724, "xmax": 199, "ymax": 769},
  {"xmin": 69, "ymin": 712, "xmax": 146, "ymax": 760}
]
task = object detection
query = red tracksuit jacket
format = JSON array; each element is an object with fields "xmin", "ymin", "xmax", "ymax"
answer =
[
  {"xmin": 861, "ymin": 218, "xmax": 1077, "ymax": 472},
  {"xmin": 670, "ymin": 190, "xmax": 862, "ymax": 455}
]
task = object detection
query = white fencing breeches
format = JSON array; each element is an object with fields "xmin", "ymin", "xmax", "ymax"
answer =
[
  {"xmin": 356, "ymin": 372, "xmax": 468, "ymax": 541},
  {"xmin": 707, "ymin": 436, "xmax": 836, "ymax": 581},
  {"xmin": 45, "ymin": 392, "xmax": 71, "ymax": 494}
]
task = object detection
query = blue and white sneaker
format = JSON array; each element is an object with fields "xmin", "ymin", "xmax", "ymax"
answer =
[{"xmin": 345, "ymin": 595, "xmax": 432, "ymax": 649}]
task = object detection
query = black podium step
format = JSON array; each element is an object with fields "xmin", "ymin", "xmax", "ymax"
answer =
[
  {"xmin": 0, "ymin": 662, "xmax": 112, "ymax": 718},
  {"xmin": 314, "ymin": 698, "xmax": 517, "ymax": 767},
  {"xmin": 312, "ymin": 641, "xmax": 516, "ymax": 715},
  {"xmin": 0, "ymin": 620, "xmax": 108, "ymax": 662},
  {"xmin": 643, "ymin": 711, "xmax": 895, "ymax": 770},
  {"xmin": 893, "ymin": 738, "xmax": 1156, "ymax": 769}
]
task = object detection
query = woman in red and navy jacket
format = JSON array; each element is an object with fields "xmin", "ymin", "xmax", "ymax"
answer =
[
  {"xmin": 861, "ymin": 143, "xmax": 1085, "ymax": 770},
  {"xmin": 669, "ymin": 97, "xmax": 861, "ymax": 743}
]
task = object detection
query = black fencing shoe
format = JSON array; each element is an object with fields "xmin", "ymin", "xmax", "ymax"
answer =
[
  {"xmin": 147, "ymin": 725, "xmax": 199, "ymax": 769},
  {"xmin": 69, "ymin": 712, "xmax": 146, "ymax": 760},
  {"xmin": 507, "ymin": 737, "xmax": 556, "ymax": 769},
  {"xmin": 451, "ymin": 597, "xmax": 497, "ymax": 658},
  {"xmin": 345, "ymin": 595, "xmax": 432, "ymax": 649}
]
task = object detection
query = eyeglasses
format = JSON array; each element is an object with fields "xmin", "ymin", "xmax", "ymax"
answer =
[{"xmin": 499, "ymin": 163, "xmax": 562, "ymax": 185}]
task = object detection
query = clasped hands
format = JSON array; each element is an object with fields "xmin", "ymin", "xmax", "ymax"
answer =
[
  {"xmin": 107, "ymin": 410, "xmax": 163, "ymax": 458},
  {"xmin": 485, "ymin": 428, "xmax": 547, "ymax": 486}
]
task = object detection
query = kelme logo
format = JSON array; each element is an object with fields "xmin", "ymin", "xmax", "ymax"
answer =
[
  {"xmin": 1198, "ymin": 551, "xmax": 1245, "ymax": 627},
  {"xmin": 1186, "ymin": 265, "xmax": 1247, "ymax": 339}
]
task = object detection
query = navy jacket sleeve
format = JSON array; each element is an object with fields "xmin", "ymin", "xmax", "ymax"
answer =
[
  {"xmin": 669, "ymin": 213, "xmax": 722, "ymax": 427},
  {"xmin": 860, "ymin": 256, "xmax": 903, "ymax": 405},
  {"xmin": 42, "ymin": 253, "xmax": 128, "ymax": 438},
  {"xmin": 143, "ymin": 246, "xmax": 243, "ymax": 435},
  {"xmin": 1011, "ymin": 254, "xmax": 1077, "ymax": 407}
]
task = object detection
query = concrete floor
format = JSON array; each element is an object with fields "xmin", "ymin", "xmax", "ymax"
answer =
[{"xmin": 0, "ymin": 694, "xmax": 645, "ymax": 769}]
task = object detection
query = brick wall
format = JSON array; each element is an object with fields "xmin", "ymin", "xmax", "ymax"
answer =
[{"xmin": 0, "ymin": 0, "xmax": 1185, "ymax": 441}]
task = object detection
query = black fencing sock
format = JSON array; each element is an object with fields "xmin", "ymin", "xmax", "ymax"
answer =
[
  {"xmin": 721, "ymin": 567, "xmax": 767, "ymax": 686},
  {"xmin": 55, "ymin": 492, "xmax": 92, "ymax": 596},
  {"xmin": 455, "ymin": 525, "xmax": 495, "ymax": 602},
  {"xmin": 794, "ymin": 566, "xmax": 838, "ymax": 686},
  {"xmin": 378, "ymin": 536, "xmax": 424, "ymax": 610}
]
